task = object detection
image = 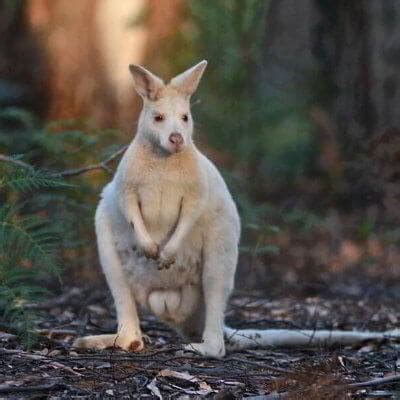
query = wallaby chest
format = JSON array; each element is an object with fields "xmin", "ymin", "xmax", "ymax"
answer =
[
  {"xmin": 126, "ymin": 147, "xmax": 202, "ymax": 240},
  {"xmin": 138, "ymin": 172, "xmax": 186, "ymax": 233}
]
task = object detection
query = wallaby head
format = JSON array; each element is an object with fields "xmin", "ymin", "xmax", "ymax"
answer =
[{"xmin": 129, "ymin": 60, "xmax": 207, "ymax": 155}]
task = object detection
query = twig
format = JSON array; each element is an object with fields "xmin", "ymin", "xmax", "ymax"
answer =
[
  {"xmin": 0, "ymin": 145, "xmax": 128, "ymax": 178},
  {"xmin": 25, "ymin": 287, "xmax": 81, "ymax": 309},
  {"xmin": 37, "ymin": 328, "xmax": 77, "ymax": 336},
  {"xmin": 0, "ymin": 322, "xmax": 65, "ymax": 348},
  {"xmin": 226, "ymin": 356, "xmax": 291, "ymax": 374},
  {"xmin": 245, "ymin": 394, "xmax": 287, "ymax": 400},
  {"xmin": 349, "ymin": 374, "xmax": 400, "ymax": 389},
  {"xmin": 50, "ymin": 145, "xmax": 128, "ymax": 177},
  {"xmin": 0, "ymin": 380, "xmax": 65, "ymax": 394},
  {"xmin": 0, "ymin": 154, "xmax": 33, "ymax": 169},
  {"xmin": 243, "ymin": 372, "xmax": 400, "ymax": 398}
]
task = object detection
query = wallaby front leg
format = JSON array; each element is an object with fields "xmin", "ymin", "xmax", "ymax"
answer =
[
  {"xmin": 73, "ymin": 203, "xmax": 144, "ymax": 352},
  {"xmin": 159, "ymin": 196, "xmax": 204, "ymax": 267},
  {"xmin": 120, "ymin": 191, "xmax": 158, "ymax": 259}
]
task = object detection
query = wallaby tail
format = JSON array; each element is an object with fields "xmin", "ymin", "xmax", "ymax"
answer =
[{"xmin": 224, "ymin": 326, "xmax": 400, "ymax": 350}]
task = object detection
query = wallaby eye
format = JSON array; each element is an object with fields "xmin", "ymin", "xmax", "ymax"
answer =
[
  {"xmin": 182, "ymin": 114, "xmax": 189, "ymax": 122},
  {"xmin": 154, "ymin": 114, "xmax": 164, "ymax": 122}
]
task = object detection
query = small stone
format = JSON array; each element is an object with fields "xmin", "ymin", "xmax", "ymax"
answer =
[{"xmin": 96, "ymin": 362, "xmax": 111, "ymax": 369}]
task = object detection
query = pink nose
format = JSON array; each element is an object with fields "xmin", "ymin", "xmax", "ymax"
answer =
[{"xmin": 169, "ymin": 133, "xmax": 183, "ymax": 147}]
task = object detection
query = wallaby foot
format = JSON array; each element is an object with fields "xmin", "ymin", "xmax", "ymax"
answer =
[
  {"xmin": 73, "ymin": 333, "xmax": 144, "ymax": 352},
  {"xmin": 185, "ymin": 340, "xmax": 225, "ymax": 358}
]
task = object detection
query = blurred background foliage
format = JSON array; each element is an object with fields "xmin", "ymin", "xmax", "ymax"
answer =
[{"xmin": 1, "ymin": 0, "xmax": 400, "ymax": 341}]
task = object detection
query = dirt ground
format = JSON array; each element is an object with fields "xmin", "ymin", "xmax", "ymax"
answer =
[{"xmin": 1, "ymin": 282, "xmax": 399, "ymax": 399}]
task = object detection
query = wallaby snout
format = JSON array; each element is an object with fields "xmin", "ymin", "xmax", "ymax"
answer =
[{"xmin": 169, "ymin": 132, "xmax": 184, "ymax": 152}]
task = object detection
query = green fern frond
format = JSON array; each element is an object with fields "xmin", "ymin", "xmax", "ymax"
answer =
[
  {"xmin": 0, "ymin": 284, "xmax": 39, "ymax": 347},
  {"xmin": 0, "ymin": 107, "xmax": 37, "ymax": 130},
  {"xmin": 0, "ymin": 167, "xmax": 71, "ymax": 192},
  {"xmin": 0, "ymin": 162, "xmax": 64, "ymax": 346},
  {"xmin": 0, "ymin": 215, "xmax": 60, "ymax": 277},
  {"xmin": 0, "ymin": 211, "xmax": 60, "ymax": 346}
]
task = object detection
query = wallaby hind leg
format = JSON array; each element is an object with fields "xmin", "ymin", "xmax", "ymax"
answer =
[
  {"xmin": 178, "ymin": 301, "xmax": 205, "ymax": 343},
  {"xmin": 73, "ymin": 201, "xmax": 143, "ymax": 352},
  {"xmin": 73, "ymin": 333, "xmax": 143, "ymax": 351},
  {"xmin": 185, "ymin": 226, "xmax": 238, "ymax": 358}
]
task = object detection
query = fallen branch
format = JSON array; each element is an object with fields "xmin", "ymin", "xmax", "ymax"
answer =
[
  {"xmin": 0, "ymin": 380, "xmax": 65, "ymax": 394},
  {"xmin": 349, "ymin": 374, "xmax": 400, "ymax": 389},
  {"xmin": 0, "ymin": 145, "xmax": 128, "ymax": 178},
  {"xmin": 25, "ymin": 287, "xmax": 82, "ymax": 310}
]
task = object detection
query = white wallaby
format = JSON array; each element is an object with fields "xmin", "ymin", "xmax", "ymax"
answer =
[{"xmin": 73, "ymin": 61, "xmax": 399, "ymax": 358}]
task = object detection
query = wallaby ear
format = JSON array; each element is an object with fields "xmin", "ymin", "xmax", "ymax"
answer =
[
  {"xmin": 129, "ymin": 64, "xmax": 165, "ymax": 101},
  {"xmin": 170, "ymin": 60, "xmax": 208, "ymax": 97}
]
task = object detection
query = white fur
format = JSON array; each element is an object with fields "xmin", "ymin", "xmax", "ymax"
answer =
[{"xmin": 73, "ymin": 61, "xmax": 399, "ymax": 358}]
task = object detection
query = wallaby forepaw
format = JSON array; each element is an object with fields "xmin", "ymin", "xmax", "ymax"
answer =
[
  {"xmin": 157, "ymin": 257, "xmax": 175, "ymax": 270},
  {"xmin": 142, "ymin": 242, "xmax": 159, "ymax": 260},
  {"xmin": 158, "ymin": 247, "xmax": 176, "ymax": 270},
  {"xmin": 184, "ymin": 341, "xmax": 226, "ymax": 358},
  {"xmin": 72, "ymin": 334, "xmax": 144, "ymax": 352}
]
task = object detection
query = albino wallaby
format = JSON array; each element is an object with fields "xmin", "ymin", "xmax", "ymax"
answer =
[{"xmin": 73, "ymin": 61, "xmax": 399, "ymax": 358}]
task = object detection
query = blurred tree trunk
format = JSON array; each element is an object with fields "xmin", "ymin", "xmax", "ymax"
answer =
[
  {"xmin": 259, "ymin": 0, "xmax": 317, "ymax": 95},
  {"xmin": 27, "ymin": 0, "xmax": 118, "ymax": 128},
  {"xmin": 0, "ymin": 0, "xmax": 47, "ymax": 114},
  {"xmin": 313, "ymin": 0, "xmax": 400, "ymax": 209},
  {"xmin": 143, "ymin": 0, "xmax": 184, "ymax": 73},
  {"xmin": 259, "ymin": 0, "xmax": 400, "ymax": 213},
  {"xmin": 121, "ymin": 0, "xmax": 184, "ymax": 133},
  {"xmin": 26, "ymin": 0, "xmax": 183, "ymax": 131}
]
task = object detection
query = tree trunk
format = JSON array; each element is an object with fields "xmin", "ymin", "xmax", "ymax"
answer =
[
  {"xmin": 26, "ymin": 0, "xmax": 183, "ymax": 131},
  {"xmin": 27, "ymin": 0, "xmax": 118, "ymax": 128},
  {"xmin": 313, "ymin": 0, "xmax": 400, "ymax": 211},
  {"xmin": 0, "ymin": 0, "xmax": 47, "ymax": 114},
  {"xmin": 259, "ymin": 0, "xmax": 317, "ymax": 95}
]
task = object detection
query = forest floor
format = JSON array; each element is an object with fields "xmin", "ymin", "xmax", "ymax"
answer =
[{"xmin": 1, "ymin": 283, "xmax": 400, "ymax": 399}]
